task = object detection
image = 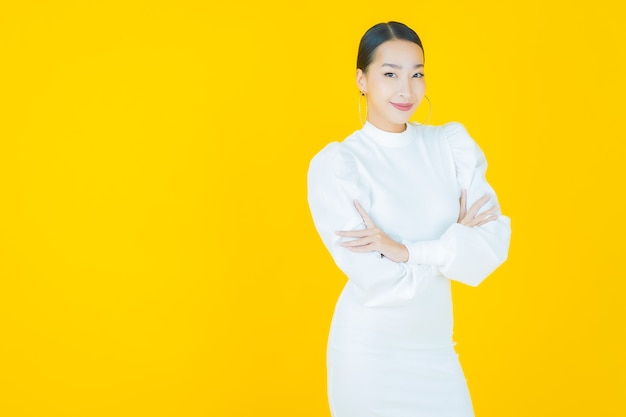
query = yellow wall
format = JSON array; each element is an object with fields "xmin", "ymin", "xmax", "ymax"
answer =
[{"xmin": 2, "ymin": 1, "xmax": 624, "ymax": 416}]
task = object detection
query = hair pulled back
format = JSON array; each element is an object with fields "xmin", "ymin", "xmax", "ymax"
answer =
[{"xmin": 356, "ymin": 21, "xmax": 424, "ymax": 72}]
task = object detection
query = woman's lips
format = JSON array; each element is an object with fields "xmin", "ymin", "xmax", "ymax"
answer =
[{"xmin": 390, "ymin": 102, "xmax": 414, "ymax": 111}]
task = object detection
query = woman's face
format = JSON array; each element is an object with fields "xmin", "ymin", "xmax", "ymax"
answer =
[{"xmin": 357, "ymin": 39, "xmax": 425, "ymax": 133}]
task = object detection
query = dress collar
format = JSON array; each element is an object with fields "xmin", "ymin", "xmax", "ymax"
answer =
[{"xmin": 361, "ymin": 121, "xmax": 416, "ymax": 148}]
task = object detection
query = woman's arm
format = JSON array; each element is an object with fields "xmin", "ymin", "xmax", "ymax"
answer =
[
  {"xmin": 307, "ymin": 143, "xmax": 439, "ymax": 307},
  {"xmin": 335, "ymin": 200, "xmax": 410, "ymax": 263},
  {"xmin": 402, "ymin": 122, "xmax": 512, "ymax": 286},
  {"xmin": 338, "ymin": 123, "xmax": 511, "ymax": 288},
  {"xmin": 336, "ymin": 193, "xmax": 496, "ymax": 261}
]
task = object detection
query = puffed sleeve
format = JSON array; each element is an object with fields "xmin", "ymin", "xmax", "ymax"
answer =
[
  {"xmin": 307, "ymin": 142, "xmax": 438, "ymax": 307},
  {"xmin": 403, "ymin": 122, "xmax": 511, "ymax": 286}
]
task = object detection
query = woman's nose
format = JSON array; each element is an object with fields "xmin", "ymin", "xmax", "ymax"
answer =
[{"xmin": 397, "ymin": 79, "xmax": 412, "ymax": 101}]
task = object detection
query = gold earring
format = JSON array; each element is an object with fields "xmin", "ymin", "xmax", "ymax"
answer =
[
  {"xmin": 358, "ymin": 92, "xmax": 367, "ymax": 126},
  {"xmin": 413, "ymin": 95, "xmax": 432, "ymax": 125}
]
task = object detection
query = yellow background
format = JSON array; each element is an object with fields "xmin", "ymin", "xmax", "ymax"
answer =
[{"xmin": 2, "ymin": 1, "xmax": 624, "ymax": 416}]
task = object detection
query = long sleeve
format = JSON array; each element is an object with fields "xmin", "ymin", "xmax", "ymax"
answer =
[
  {"xmin": 307, "ymin": 142, "xmax": 438, "ymax": 307},
  {"xmin": 403, "ymin": 122, "xmax": 511, "ymax": 286}
]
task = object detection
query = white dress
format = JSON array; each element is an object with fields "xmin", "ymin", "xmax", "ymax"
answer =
[{"xmin": 307, "ymin": 121, "xmax": 511, "ymax": 417}]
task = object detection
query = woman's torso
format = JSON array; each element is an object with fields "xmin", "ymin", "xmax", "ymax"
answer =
[{"xmin": 329, "ymin": 122, "xmax": 462, "ymax": 351}]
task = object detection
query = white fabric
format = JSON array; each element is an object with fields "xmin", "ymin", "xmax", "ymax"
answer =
[{"xmin": 307, "ymin": 121, "xmax": 511, "ymax": 416}]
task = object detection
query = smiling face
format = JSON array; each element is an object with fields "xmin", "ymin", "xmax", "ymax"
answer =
[{"xmin": 356, "ymin": 39, "xmax": 425, "ymax": 133}]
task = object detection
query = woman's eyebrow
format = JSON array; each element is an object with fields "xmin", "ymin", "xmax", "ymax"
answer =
[{"xmin": 381, "ymin": 63, "xmax": 424, "ymax": 69}]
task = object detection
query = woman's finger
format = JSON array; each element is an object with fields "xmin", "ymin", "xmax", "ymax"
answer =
[
  {"xmin": 473, "ymin": 205, "xmax": 498, "ymax": 222},
  {"xmin": 466, "ymin": 207, "xmax": 499, "ymax": 227},
  {"xmin": 465, "ymin": 194, "xmax": 491, "ymax": 219},
  {"xmin": 340, "ymin": 236, "xmax": 375, "ymax": 248},
  {"xmin": 346, "ymin": 245, "xmax": 376, "ymax": 253},
  {"xmin": 477, "ymin": 214, "xmax": 498, "ymax": 227},
  {"xmin": 335, "ymin": 228, "xmax": 375, "ymax": 237},
  {"xmin": 353, "ymin": 200, "xmax": 375, "ymax": 228},
  {"xmin": 458, "ymin": 189, "xmax": 467, "ymax": 222}
]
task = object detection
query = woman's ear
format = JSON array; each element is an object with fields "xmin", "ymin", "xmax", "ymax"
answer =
[{"xmin": 356, "ymin": 68, "xmax": 367, "ymax": 94}]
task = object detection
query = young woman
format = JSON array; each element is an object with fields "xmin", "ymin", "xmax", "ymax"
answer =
[{"xmin": 307, "ymin": 22, "xmax": 512, "ymax": 417}]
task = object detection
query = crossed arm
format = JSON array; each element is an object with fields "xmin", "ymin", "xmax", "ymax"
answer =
[{"xmin": 335, "ymin": 189, "xmax": 498, "ymax": 263}]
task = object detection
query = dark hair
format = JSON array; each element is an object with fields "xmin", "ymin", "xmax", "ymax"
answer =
[{"xmin": 356, "ymin": 21, "xmax": 424, "ymax": 72}]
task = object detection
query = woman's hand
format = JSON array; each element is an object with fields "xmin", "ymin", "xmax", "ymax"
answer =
[
  {"xmin": 335, "ymin": 200, "xmax": 409, "ymax": 263},
  {"xmin": 458, "ymin": 189, "xmax": 499, "ymax": 227}
]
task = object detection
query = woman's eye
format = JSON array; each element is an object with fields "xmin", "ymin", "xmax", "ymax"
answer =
[
  {"xmin": 384, "ymin": 72, "xmax": 396, "ymax": 78},
  {"xmin": 413, "ymin": 73, "xmax": 425, "ymax": 78}
]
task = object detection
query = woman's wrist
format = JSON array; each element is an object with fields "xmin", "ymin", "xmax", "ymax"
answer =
[
  {"xmin": 382, "ymin": 242, "xmax": 409, "ymax": 263},
  {"xmin": 398, "ymin": 244, "xmax": 409, "ymax": 263}
]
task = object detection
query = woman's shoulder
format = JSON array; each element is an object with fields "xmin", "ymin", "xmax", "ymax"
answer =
[
  {"xmin": 429, "ymin": 122, "xmax": 487, "ymax": 187},
  {"xmin": 415, "ymin": 121, "xmax": 481, "ymax": 156},
  {"xmin": 412, "ymin": 121, "xmax": 471, "ymax": 141},
  {"xmin": 308, "ymin": 135, "xmax": 360, "ymax": 182},
  {"xmin": 441, "ymin": 121, "xmax": 476, "ymax": 149}
]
